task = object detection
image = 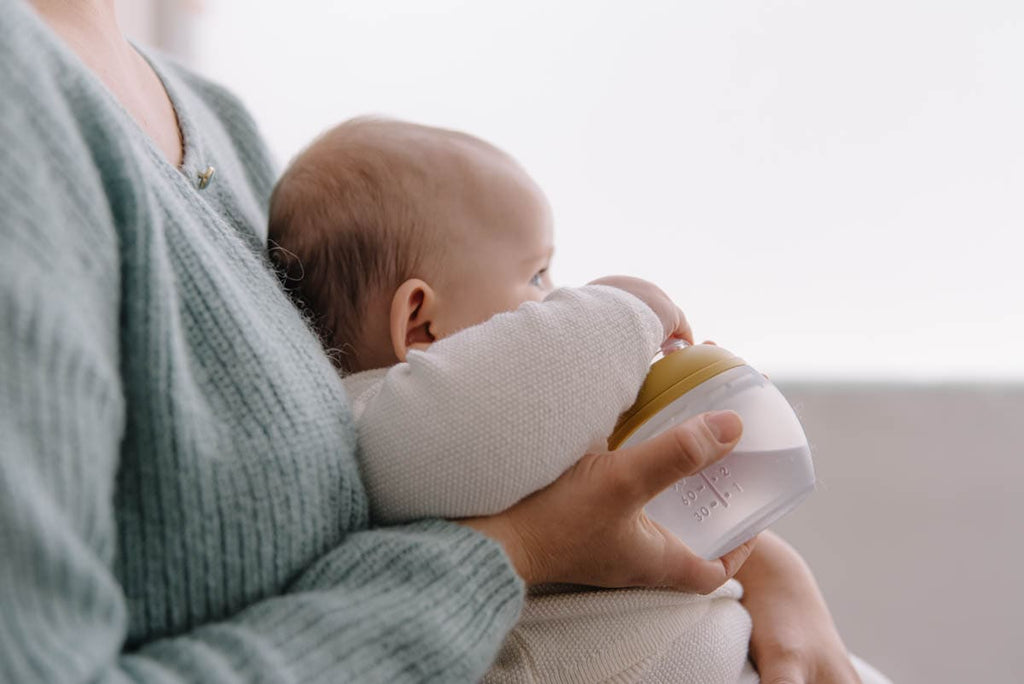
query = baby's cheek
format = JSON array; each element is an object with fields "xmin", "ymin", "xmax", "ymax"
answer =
[{"xmin": 521, "ymin": 286, "xmax": 549, "ymax": 305}]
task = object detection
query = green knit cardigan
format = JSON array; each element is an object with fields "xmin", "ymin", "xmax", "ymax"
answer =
[{"xmin": 0, "ymin": 2, "xmax": 523, "ymax": 681}]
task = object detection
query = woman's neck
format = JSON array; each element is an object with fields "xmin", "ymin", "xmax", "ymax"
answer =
[
  {"xmin": 30, "ymin": 0, "xmax": 126, "ymax": 60},
  {"xmin": 29, "ymin": 0, "xmax": 185, "ymax": 167}
]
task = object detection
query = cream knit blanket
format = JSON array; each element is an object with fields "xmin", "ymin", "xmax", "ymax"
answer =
[{"xmin": 485, "ymin": 581, "xmax": 754, "ymax": 684}]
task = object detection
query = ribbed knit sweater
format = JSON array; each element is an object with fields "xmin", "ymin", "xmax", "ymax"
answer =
[{"xmin": 0, "ymin": 2, "xmax": 523, "ymax": 682}]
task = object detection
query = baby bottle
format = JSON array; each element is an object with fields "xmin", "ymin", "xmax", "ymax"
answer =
[{"xmin": 608, "ymin": 343, "xmax": 815, "ymax": 559}]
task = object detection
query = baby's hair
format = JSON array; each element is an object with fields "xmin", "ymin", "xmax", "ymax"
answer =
[{"xmin": 268, "ymin": 117, "xmax": 467, "ymax": 372}]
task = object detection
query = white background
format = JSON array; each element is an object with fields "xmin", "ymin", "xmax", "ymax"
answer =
[{"xmin": 185, "ymin": 0, "xmax": 1022, "ymax": 381}]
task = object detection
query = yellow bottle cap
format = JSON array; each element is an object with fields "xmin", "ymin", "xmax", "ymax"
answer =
[{"xmin": 608, "ymin": 344, "xmax": 746, "ymax": 450}]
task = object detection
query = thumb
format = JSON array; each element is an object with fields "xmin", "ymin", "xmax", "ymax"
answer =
[{"xmin": 615, "ymin": 410, "xmax": 743, "ymax": 503}]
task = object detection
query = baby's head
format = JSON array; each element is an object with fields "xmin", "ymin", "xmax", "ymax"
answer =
[{"xmin": 269, "ymin": 118, "xmax": 554, "ymax": 373}]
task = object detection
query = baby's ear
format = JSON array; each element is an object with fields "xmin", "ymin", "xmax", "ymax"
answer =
[{"xmin": 389, "ymin": 278, "xmax": 438, "ymax": 362}]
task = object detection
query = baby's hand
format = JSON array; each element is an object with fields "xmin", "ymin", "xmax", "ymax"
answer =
[
  {"xmin": 588, "ymin": 275, "xmax": 693, "ymax": 345},
  {"xmin": 738, "ymin": 532, "xmax": 863, "ymax": 684}
]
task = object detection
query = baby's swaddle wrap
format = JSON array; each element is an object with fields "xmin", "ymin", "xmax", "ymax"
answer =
[{"xmin": 485, "ymin": 581, "xmax": 753, "ymax": 684}]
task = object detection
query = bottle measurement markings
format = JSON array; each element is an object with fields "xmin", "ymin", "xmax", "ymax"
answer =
[{"xmin": 700, "ymin": 471, "xmax": 730, "ymax": 508}]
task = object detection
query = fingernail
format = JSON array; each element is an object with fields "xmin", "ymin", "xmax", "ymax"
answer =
[{"xmin": 704, "ymin": 411, "xmax": 741, "ymax": 444}]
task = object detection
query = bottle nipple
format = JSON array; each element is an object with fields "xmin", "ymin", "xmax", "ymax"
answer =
[{"xmin": 656, "ymin": 337, "xmax": 691, "ymax": 361}]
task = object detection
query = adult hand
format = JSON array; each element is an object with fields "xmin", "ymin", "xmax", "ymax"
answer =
[
  {"xmin": 463, "ymin": 410, "xmax": 757, "ymax": 593},
  {"xmin": 737, "ymin": 531, "xmax": 862, "ymax": 684}
]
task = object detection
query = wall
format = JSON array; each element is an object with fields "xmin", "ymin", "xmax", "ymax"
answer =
[
  {"xmin": 185, "ymin": 0, "xmax": 1024, "ymax": 382},
  {"xmin": 773, "ymin": 382, "xmax": 1024, "ymax": 684}
]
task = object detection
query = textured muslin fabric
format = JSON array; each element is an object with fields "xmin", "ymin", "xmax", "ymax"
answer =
[
  {"xmin": 484, "ymin": 581, "xmax": 753, "ymax": 684},
  {"xmin": 0, "ymin": 1, "xmax": 523, "ymax": 682},
  {"xmin": 343, "ymin": 285, "xmax": 665, "ymax": 522}
]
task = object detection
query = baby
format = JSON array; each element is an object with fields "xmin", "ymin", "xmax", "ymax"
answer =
[{"xmin": 267, "ymin": 118, "xmax": 888, "ymax": 684}]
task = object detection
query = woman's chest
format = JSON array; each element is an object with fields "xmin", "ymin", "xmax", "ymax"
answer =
[{"xmin": 110, "ymin": 188, "xmax": 365, "ymax": 644}]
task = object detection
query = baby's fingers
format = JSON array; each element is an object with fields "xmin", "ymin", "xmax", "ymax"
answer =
[{"xmin": 670, "ymin": 305, "xmax": 693, "ymax": 344}]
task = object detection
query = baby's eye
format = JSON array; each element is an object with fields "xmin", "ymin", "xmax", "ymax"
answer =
[{"xmin": 530, "ymin": 269, "xmax": 548, "ymax": 288}]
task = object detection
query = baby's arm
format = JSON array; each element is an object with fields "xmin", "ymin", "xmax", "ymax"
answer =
[
  {"xmin": 736, "ymin": 531, "xmax": 865, "ymax": 683},
  {"xmin": 351, "ymin": 284, "xmax": 670, "ymax": 523}
]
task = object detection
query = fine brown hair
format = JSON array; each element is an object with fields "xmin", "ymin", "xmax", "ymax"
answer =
[{"xmin": 267, "ymin": 118, "xmax": 441, "ymax": 372}]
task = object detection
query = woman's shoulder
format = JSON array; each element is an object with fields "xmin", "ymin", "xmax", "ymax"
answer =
[
  {"xmin": 0, "ymin": 1, "xmax": 127, "ymax": 271},
  {"xmin": 0, "ymin": 2, "xmax": 145, "ymax": 178},
  {"xmin": 0, "ymin": 1, "xmax": 88, "ymax": 127}
]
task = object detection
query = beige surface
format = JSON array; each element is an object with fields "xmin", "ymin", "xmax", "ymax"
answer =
[{"xmin": 769, "ymin": 382, "xmax": 1024, "ymax": 684}]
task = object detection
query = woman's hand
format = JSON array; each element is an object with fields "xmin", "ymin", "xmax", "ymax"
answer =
[
  {"xmin": 737, "ymin": 531, "xmax": 862, "ymax": 684},
  {"xmin": 462, "ymin": 410, "xmax": 757, "ymax": 594}
]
